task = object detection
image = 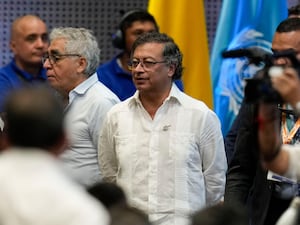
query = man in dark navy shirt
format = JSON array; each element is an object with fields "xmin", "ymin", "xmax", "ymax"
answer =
[
  {"xmin": 97, "ymin": 9, "xmax": 183, "ymax": 101},
  {"xmin": 0, "ymin": 14, "xmax": 49, "ymax": 112}
]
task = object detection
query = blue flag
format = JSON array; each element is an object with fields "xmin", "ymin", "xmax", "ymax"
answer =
[{"xmin": 210, "ymin": 0, "xmax": 287, "ymax": 136}]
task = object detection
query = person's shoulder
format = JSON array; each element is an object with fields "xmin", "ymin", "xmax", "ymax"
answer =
[
  {"xmin": 178, "ymin": 92, "xmax": 210, "ymax": 110},
  {"xmin": 0, "ymin": 62, "xmax": 14, "ymax": 76},
  {"xmin": 105, "ymin": 97, "xmax": 132, "ymax": 115},
  {"xmin": 176, "ymin": 93, "xmax": 221, "ymax": 122},
  {"xmin": 97, "ymin": 57, "xmax": 122, "ymax": 83}
]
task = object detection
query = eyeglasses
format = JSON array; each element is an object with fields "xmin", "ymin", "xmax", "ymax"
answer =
[
  {"xmin": 42, "ymin": 53, "xmax": 81, "ymax": 64},
  {"xmin": 128, "ymin": 59, "xmax": 167, "ymax": 71}
]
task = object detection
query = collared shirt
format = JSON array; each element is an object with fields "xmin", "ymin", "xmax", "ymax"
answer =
[
  {"xmin": 98, "ymin": 84, "xmax": 227, "ymax": 225},
  {"xmin": 267, "ymin": 105, "xmax": 300, "ymax": 198},
  {"xmin": 0, "ymin": 59, "xmax": 47, "ymax": 112},
  {"xmin": 0, "ymin": 148, "xmax": 109, "ymax": 225},
  {"xmin": 280, "ymin": 104, "xmax": 300, "ymax": 145},
  {"xmin": 97, "ymin": 54, "xmax": 184, "ymax": 101},
  {"xmin": 60, "ymin": 73, "xmax": 120, "ymax": 187},
  {"xmin": 284, "ymin": 144, "xmax": 300, "ymax": 181}
]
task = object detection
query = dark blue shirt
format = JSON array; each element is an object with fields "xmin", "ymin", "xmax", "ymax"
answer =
[
  {"xmin": 97, "ymin": 54, "xmax": 184, "ymax": 101},
  {"xmin": 0, "ymin": 59, "xmax": 47, "ymax": 112}
]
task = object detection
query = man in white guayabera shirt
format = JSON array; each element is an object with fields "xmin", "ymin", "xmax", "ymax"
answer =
[{"xmin": 98, "ymin": 32, "xmax": 227, "ymax": 225}]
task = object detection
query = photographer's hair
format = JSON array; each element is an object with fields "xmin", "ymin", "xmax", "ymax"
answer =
[
  {"xmin": 276, "ymin": 17, "xmax": 300, "ymax": 33},
  {"xmin": 3, "ymin": 86, "xmax": 64, "ymax": 150},
  {"xmin": 288, "ymin": 4, "xmax": 300, "ymax": 18},
  {"xmin": 112, "ymin": 9, "xmax": 159, "ymax": 49},
  {"xmin": 50, "ymin": 27, "xmax": 100, "ymax": 76},
  {"xmin": 131, "ymin": 32, "xmax": 183, "ymax": 80}
]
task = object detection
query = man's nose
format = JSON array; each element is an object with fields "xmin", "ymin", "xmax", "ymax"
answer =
[{"xmin": 43, "ymin": 58, "xmax": 51, "ymax": 69}]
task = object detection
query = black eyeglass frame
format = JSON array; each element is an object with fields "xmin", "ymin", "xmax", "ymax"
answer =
[
  {"xmin": 42, "ymin": 53, "xmax": 81, "ymax": 64},
  {"xmin": 128, "ymin": 59, "xmax": 167, "ymax": 70}
]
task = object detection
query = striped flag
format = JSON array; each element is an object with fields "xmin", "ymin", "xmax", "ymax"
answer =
[{"xmin": 148, "ymin": 0, "xmax": 213, "ymax": 108}]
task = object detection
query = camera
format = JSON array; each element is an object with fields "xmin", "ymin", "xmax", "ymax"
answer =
[{"xmin": 222, "ymin": 47, "xmax": 300, "ymax": 104}]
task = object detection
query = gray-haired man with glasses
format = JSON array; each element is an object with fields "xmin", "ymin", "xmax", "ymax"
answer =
[
  {"xmin": 43, "ymin": 27, "xmax": 120, "ymax": 187},
  {"xmin": 98, "ymin": 32, "xmax": 227, "ymax": 225},
  {"xmin": 42, "ymin": 53, "xmax": 81, "ymax": 65}
]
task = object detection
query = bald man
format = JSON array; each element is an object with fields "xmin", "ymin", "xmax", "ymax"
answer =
[{"xmin": 0, "ymin": 14, "xmax": 49, "ymax": 113}]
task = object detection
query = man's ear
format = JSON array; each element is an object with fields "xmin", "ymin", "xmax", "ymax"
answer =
[
  {"xmin": 168, "ymin": 64, "xmax": 176, "ymax": 78},
  {"xmin": 76, "ymin": 57, "xmax": 87, "ymax": 74},
  {"xmin": 10, "ymin": 41, "xmax": 17, "ymax": 55}
]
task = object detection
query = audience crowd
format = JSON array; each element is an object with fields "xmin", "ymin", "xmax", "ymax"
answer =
[{"xmin": 1, "ymin": 4, "xmax": 300, "ymax": 225}]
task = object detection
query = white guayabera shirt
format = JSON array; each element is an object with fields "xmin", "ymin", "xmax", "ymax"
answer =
[{"xmin": 98, "ymin": 84, "xmax": 227, "ymax": 225}]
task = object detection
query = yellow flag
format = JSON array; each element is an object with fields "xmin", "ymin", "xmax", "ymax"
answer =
[{"xmin": 148, "ymin": 0, "xmax": 213, "ymax": 108}]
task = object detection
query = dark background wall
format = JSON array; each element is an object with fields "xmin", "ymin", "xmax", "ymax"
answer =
[{"xmin": 0, "ymin": 0, "xmax": 298, "ymax": 66}]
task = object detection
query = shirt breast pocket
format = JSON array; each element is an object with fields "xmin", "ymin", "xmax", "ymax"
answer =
[
  {"xmin": 169, "ymin": 132, "xmax": 198, "ymax": 163},
  {"xmin": 115, "ymin": 134, "xmax": 137, "ymax": 166}
]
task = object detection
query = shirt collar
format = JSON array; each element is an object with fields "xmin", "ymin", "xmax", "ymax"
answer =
[
  {"xmin": 11, "ymin": 59, "xmax": 47, "ymax": 81},
  {"xmin": 130, "ymin": 83, "xmax": 183, "ymax": 106},
  {"xmin": 68, "ymin": 73, "xmax": 98, "ymax": 103},
  {"xmin": 112, "ymin": 54, "xmax": 132, "ymax": 77}
]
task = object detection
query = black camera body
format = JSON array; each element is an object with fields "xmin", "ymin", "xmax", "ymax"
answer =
[
  {"xmin": 244, "ymin": 68, "xmax": 282, "ymax": 103},
  {"xmin": 222, "ymin": 48, "xmax": 300, "ymax": 104}
]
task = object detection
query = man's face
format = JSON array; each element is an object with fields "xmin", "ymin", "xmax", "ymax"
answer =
[
  {"xmin": 131, "ymin": 42, "xmax": 175, "ymax": 94},
  {"xmin": 10, "ymin": 17, "xmax": 48, "ymax": 67},
  {"xmin": 272, "ymin": 30, "xmax": 300, "ymax": 66},
  {"xmin": 123, "ymin": 21, "xmax": 157, "ymax": 53},
  {"xmin": 43, "ymin": 38, "xmax": 83, "ymax": 94}
]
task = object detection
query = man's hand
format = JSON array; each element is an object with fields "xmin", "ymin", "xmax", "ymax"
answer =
[{"xmin": 271, "ymin": 67, "xmax": 300, "ymax": 109}]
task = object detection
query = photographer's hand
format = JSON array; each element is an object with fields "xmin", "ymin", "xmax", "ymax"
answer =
[{"xmin": 271, "ymin": 67, "xmax": 300, "ymax": 109}]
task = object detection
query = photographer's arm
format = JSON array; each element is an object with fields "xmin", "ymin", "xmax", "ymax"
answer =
[{"xmin": 258, "ymin": 103, "xmax": 289, "ymax": 175}]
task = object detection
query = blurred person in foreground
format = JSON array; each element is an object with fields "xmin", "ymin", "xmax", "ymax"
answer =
[
  {"xmin": 0, "ymin": 86, "xmax": 109, "ymax": 225},
  {"xmin": 110, "ymin": 205, "xmax": 152, "ymax": 225},
  {"xmin": 191, "ymin": 204, "xmax": 248, "ymax": 225},
  {"xmin": 87, "ymin": 182, "xmax": 127, "ymax": 209},
  {"xmin": 43, "ymin": 27, "xmax": 120, "ymax": 187},
  {"xmin": 98, "ymin": 32, "xmax": 227, "ymax": 225},
  {"xmin": 97, "ymin": 9, "xmax": 183, "ymax": 101}
]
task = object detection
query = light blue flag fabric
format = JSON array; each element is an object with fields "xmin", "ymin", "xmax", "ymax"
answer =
[{"xmin": 210, "ymin": 0, "xmax": 288, "ymax": 136}]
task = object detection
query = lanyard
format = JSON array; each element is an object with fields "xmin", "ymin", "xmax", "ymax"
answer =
[{"xmin": 281, "ymin": 105, "xmax": 300, "ymax": 144}]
